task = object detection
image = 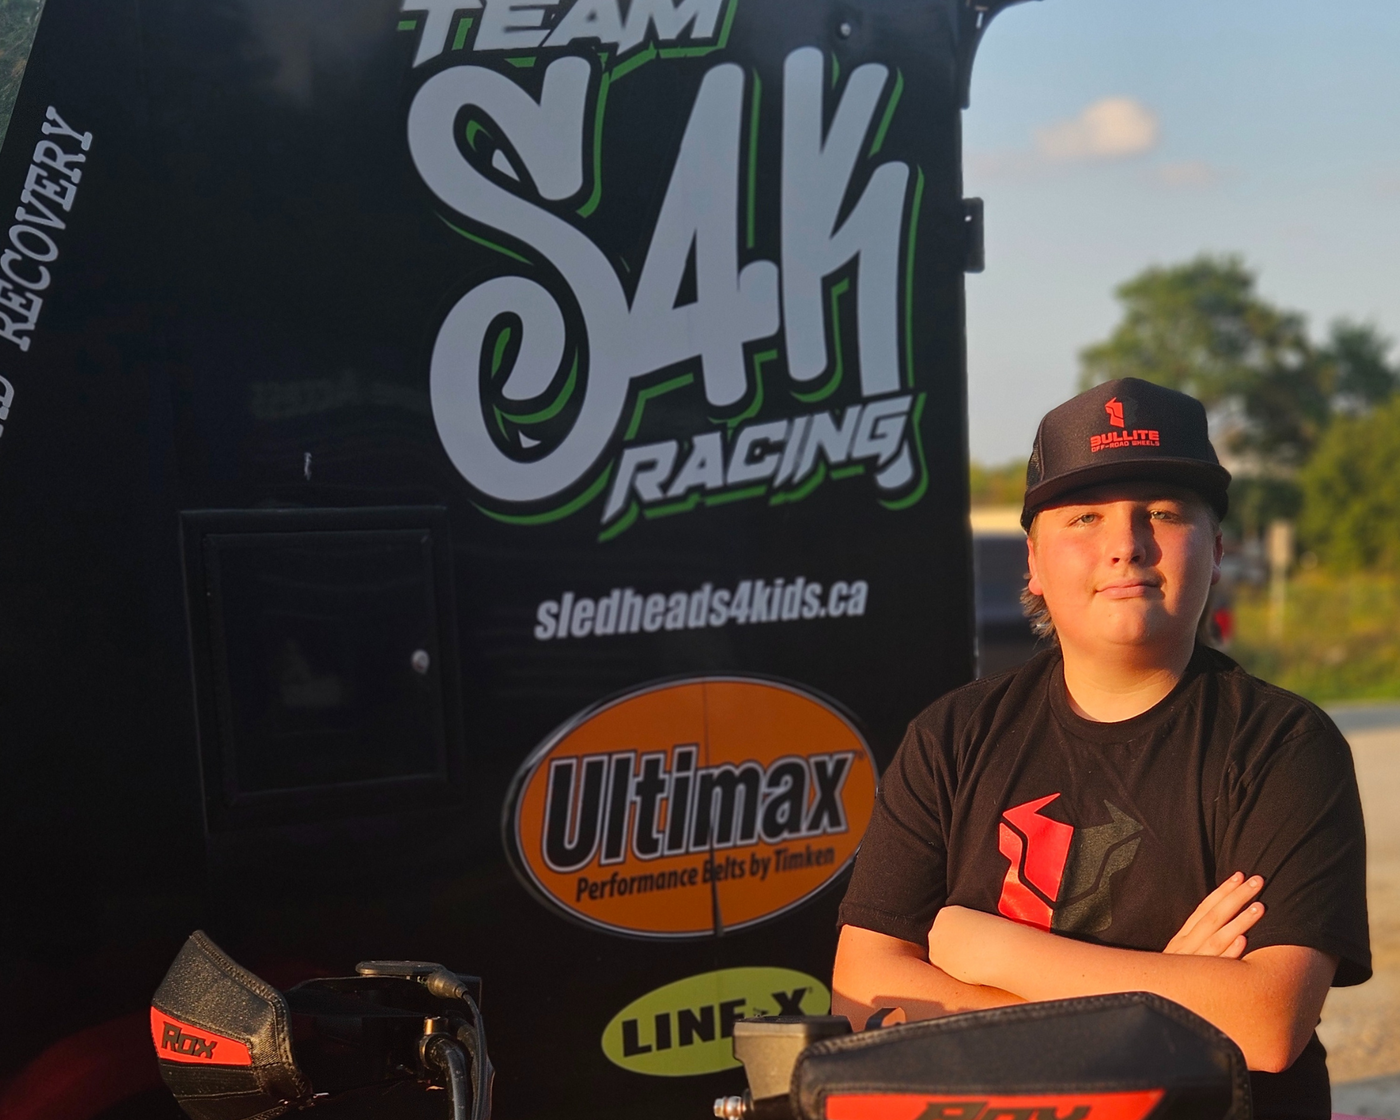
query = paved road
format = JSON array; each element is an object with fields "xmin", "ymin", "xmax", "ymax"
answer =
[{"xmin": 1317, "ymin": 706, "xmax": 1400, "ymax": 1116}]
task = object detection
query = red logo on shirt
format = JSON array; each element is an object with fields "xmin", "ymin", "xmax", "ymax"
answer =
[
  {"xmin": 1104, "ymin": 397, "xmax": 1125, "ymax": 428},
  {"xmin": 996, "ymin": 795, "xmax": 1143, "ymax": 934}
]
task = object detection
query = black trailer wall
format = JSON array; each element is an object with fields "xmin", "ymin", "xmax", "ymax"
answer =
[{"xmin": 0, "ymin": 0, "xmax": 1015, "ymax": 1115}]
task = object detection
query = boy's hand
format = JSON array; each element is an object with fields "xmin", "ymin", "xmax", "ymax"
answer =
[
  {"xmin": 928, "ymin": 873, "xmax": 1266, "ymax": 987},
  {"xmin": 1163, "ymin": 872, "xmax": 1265, "ymax": 959}
]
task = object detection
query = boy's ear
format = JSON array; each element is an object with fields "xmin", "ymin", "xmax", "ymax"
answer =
[
  {"xmin": 1026, "ymin": 533, "xmax": 1043, "ymax": 597},
  {"xmin": 1210, "ymin": 528, "xmax": 1224, "ymax": 586}
]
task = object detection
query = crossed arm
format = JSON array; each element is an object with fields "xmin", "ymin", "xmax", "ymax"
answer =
[{"xmin": 832, "ymin": 874, "xmax": 1338, "ymax": 1073}]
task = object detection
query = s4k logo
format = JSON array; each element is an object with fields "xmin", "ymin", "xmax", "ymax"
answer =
[
  {"xmin": 505, "ymin": 677, "xmax": 876, "ymax": 937},
  {"xmin": 401, "ymin": 0, "xmax": 927, "ymax": 538}
]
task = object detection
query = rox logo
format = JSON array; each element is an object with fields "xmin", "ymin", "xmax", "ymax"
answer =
[
  {"xmin": 823, "ymin": 1090, "xmax": 1165, "ymax": 1120},
  {"xmin": 162, "ymin": 1023, "xmax": 218, "ymax": 1058},
  {"xmin": 507, "ymin": 677, "xmax": 876, "ymax": 937},
  {"xmin": 405, "ymin": 24, "xmax": 926, "ymax": 537},
  {"xmin": 601, "ymin": 966, "xmax": 829, "ymax": 1076},
  {"xmin": 149, "ymin": 1008, "xmax": 252, "ymax": 1067}
]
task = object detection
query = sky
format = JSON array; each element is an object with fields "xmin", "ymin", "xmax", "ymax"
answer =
[{"xmin": 962, "ymin": 0, "xmax": 1400, "ymax": 465}]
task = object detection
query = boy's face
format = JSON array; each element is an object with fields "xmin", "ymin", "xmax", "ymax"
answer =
[{"xmin": 1026, "ymin": 482, "xmax": 1223, "ymax": 659}]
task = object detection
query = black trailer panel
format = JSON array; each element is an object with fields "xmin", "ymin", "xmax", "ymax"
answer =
[{"xmin": 0, "ymin": 1, "xmax": 1026, "ymax": 1115}]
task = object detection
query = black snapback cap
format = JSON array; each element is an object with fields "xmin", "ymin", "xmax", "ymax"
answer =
[{"xmin": 1021, "ymin": 377, "xmax": 1231, "ymax": 531}]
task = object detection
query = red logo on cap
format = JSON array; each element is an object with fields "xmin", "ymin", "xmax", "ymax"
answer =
[
  {"xmin": 1091, "ymin": 429, "xmax": 1161, "ymax": 453},
  {"xmin": 1105, "ymin": 398, "xmax": 1125, "ymax": 428}
]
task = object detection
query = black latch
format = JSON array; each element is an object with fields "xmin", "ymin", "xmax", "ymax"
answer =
[{"xmin": 963, "ymin": 197, "xmax": 985, "ymax": 273}]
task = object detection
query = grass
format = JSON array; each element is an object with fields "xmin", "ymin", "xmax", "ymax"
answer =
[{"xmin": 1231, "ymin": 568, "xmax": 1400, "ymax": 703}]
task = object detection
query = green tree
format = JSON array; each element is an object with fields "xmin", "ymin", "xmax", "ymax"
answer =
[
  {"xmin": 969, "ymin": 460, "xmax": 1025, "ymax": 506},
  {"xmin": 1080, "ymin": 255, "xmax": 1266, "ymax": 402},
  {"xmin": 1321, "ymin": 319, "xmax": 1398, "ymax": 413},
  {"xmin": 1079, "ymin": 255, "xmax": 1327, "ymax": 467},
  {"xmin": 1298, "ymin": 396, "xmax": 1400, "ymax": 570},
  {"xmin": 1080, "ymin": 256, "xmax": 1399, "ymax": 551},
  {"xmin": 0, "ymin": 0, "xmax": 47, "ymax": 150}
]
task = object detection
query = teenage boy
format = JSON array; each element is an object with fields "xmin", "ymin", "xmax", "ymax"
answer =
[{"xmin": 833, "ymin": 379, "xmax": 1369, "ymax": 1119}]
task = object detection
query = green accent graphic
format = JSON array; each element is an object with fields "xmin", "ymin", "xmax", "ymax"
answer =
[
  {"xmin": 830, "ymin": 463, "xmax": 865, "ymax": 480},
  {"xmin": 643, "ymin": 480, "xmax": 766, "ymax": 523},
  {"xmin": 397, "ymin": 18, "xmax": 417, "ymax": 31},
  {"xmin": 438, "ymin": 212, "xmax": 531, "ymax": 264},
  {"xmin": 465, "ymin": 119, "xmax": 489, "ymax": 150},
  {"xmin": 625, "ymin": 371, "xmax": 695, "ymax": 440},
  {"xmin": 643, "ymin": 491, "xmax": 703, "ymax": 520},
  {"xmin": 578, "ymin": 0, "xmax": 739, "ymax": 217},
  {"xmin": 745, "ymin": 72, "xmax": 761, "ymax": 249},
  {"xmin": 717, "ymin": 349, "xmax": 777, "ymax": 430},
  {"xmin": 476, "ymin": 463, "xmax": 614, "ymax": 525},
  {"xmin": 657, "ymin": 0, "xmax": 738, "ymax": 60},
  {"xmin": 903, "ymin": 166, "xmax": 925, "ymax": 389},
  {"xmin": 452, "ymin": 15, "xmax": 473, "ymax": 50},
  {"xmin": 716, "ymin": 0, "xmax": 740, "ymax": 48},
  {"xmin": 705, "ymin": 483, "xmax": 765, "ymax": 506},
  {"xmin": 868, "ymin": 68, "xmax": 903, "ymax": 156},
  {"xmin": 598, "ymin": 501, "xmax": 640, "ymax": 541},
  {"xmin": 791, "ymin": 279, "xmax": 848, "ymax": 403},
  {"xmin": 499, "ymin": 355, "xmax": 579, "ymax": 425},
  {"xmin": 769, "ymin": 460, "xmax": 826, "ymax": 506},
  {"xmin": 612, "ymin": 43, "xmax": 657, "ymax": 81},
  {"xmin": 879, "ymin": 392, "xmax": 929, "ymax": 511},
  {"xmin": 507, "ymin": 55, "xmax": 537, "ymax": 68},
  {"xmin": 830, "ymin": 56, "xmax": 840, "ymax": 88},
  {"xmin": 577, "ymin": 68, "xmax": 612, "ymax": 217},
  {"xmin": 490, "ymin": 325, "xmax": 513, "ymax": 376}
]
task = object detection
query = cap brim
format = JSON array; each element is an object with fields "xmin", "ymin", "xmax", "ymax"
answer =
[{"xmin": 1020, "ymin": 458, "xmax": 1231, "ymax": 530}]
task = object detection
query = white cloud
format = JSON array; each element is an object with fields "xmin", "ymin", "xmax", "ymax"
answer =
[
  {"xmin": 1151, "ymin": 160, "xmax": 1220, "ymax": 188},
  {"xmin": 1035, "ymin": 97, "xmax": 1159, "ymax": 162}
]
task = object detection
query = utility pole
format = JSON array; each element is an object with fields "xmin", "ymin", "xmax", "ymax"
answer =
[{"xmin": 1267, "ymin": 519, "xmax": 1294, "ymax": 640}]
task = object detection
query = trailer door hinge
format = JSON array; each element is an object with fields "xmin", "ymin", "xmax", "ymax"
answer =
[{"xmin": 962, "ymin": 197, "xmax": 985, "ymax": 274}]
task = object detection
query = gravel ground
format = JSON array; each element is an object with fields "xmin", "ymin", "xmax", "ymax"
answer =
[{"xmin": 1319, "ymin": 705, "xmax": 1400, "ymax": 1115}]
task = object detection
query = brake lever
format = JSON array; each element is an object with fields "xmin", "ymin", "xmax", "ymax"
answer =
[{"xmin": 355, "ymin": 960, "xmax": 483, "ymax": 1006}]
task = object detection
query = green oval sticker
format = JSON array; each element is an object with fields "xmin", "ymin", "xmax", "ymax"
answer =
[{"xmin": 600, "ymin": 966, "xmax": 831, "ymax": 1077}]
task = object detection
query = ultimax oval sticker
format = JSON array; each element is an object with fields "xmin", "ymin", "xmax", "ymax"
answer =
[
  {"xmin": 505, "ymin": 677, "xmax": 877, "ymax": 938},
  {"xmin": 601, "ymin": 966, "xmax": 830, "ymax": 1077}
]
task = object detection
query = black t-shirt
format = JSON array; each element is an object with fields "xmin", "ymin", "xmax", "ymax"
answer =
[{"xmin": 839, "ymin": 644, "xmax": 1370, "ymax": 1119}]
